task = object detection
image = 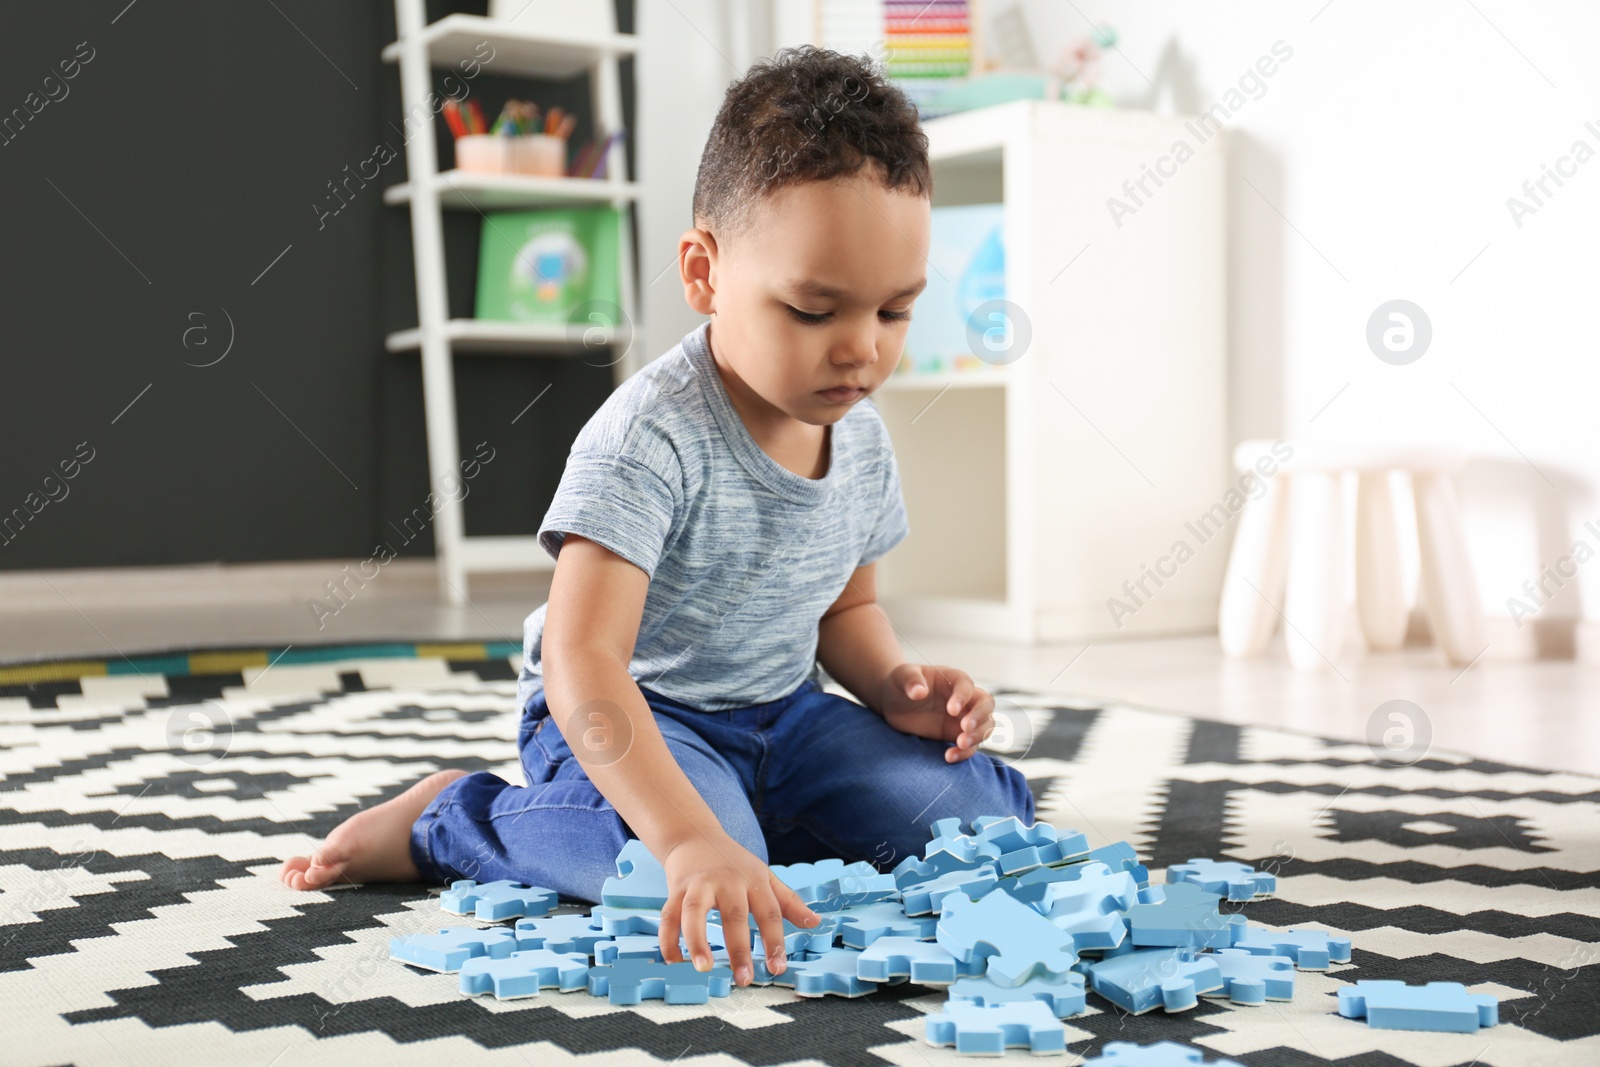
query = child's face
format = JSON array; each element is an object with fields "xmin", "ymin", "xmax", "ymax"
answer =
[{"xmin": 681, "ymin": 168, "xmax": 930, "ymax": 425}]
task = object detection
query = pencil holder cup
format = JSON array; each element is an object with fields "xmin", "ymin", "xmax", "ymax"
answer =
[
  {"xmin": 455, "ymin": 134, "xmax": 508, "ymax": 173},
  {"xmin": 510, "ymin": 134, "xmax": 567, "ymax": 177}
]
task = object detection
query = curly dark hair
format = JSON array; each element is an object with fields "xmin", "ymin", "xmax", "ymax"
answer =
[{"xmin": 691, "ymin": 45, "xmax": 932, "ymax": 241}]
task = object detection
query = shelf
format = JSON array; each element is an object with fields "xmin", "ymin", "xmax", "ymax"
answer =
[
  {"xmin": 386, "ymin": 319, "xmax": 631, "ymax": 355},
  {"xmin": 880, "ymin": 369, "xmax": 1011, "ymax": 391},
  {"xmin": 382, "ymin": 13, "xmax": 637, "ymax": 79},
  {"xmin": 385, "ymin": 171, "xmax": 640, "ymax": 211},
  {"xmin": 459, "ymin": 535, "xmax": 555, "ymax": 573}
]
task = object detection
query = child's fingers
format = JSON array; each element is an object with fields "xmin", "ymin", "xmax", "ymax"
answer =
[
  {"xmin": 680, "ymin": 886, "xmax": 717, "ymax": 971},
  {"xmin": 944, "ymin": 671, "xmax": 976, "ymax": 714},
  {"xmin": 896, "ymin": 663, "xmax": 930, "ymax": 701},
  {"xmin": 658, "ymin": 890, "xmax": 684, "ymax": 963},
  {"xmin": 717, "ymin": 899, "xmax": 755, "ymax": 985}
]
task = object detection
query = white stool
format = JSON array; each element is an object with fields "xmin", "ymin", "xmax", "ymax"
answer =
[{"xmin": 1218, "ymin": 441, "xmax": 1487, "ymax": 670}]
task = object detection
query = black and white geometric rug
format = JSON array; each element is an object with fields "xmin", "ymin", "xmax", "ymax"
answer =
[{"xmin": 2, "ymin": 646, "xmax": 1597, "ymax": 1066}]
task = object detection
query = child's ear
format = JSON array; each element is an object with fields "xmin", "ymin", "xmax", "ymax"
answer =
[{"xmin": 678, "ymin": 227, "xmax": 718, "ymax": 316}]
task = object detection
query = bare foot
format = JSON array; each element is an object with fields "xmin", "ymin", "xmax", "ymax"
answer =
[{"xmin": 278, "ymin": 769, "xmax": 469, "ymax": 890}]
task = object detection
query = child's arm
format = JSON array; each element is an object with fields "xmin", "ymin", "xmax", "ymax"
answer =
[
  {"xmin": 816, "ymin": 563, "xmax": 998, "ymax": 762},
  {"xmin": 541, "ymin": 534, "xmax": 818, "ymax": 985}
]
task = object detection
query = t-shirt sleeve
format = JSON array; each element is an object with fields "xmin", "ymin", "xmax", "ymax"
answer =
[
  {"xmin": 859, "ymin": 448, "xmax": 910, "ymax": 567},
  {"xmin": 537, "ymin": 450, "xmax": 679, "ymax": 577}
]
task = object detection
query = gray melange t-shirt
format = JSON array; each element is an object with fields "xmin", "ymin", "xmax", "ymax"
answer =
[{"xmin": 515, "ymin": 319, "xmax": 909, "ymax": 713}]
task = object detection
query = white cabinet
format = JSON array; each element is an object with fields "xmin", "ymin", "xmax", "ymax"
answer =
[{"xmin": 876, "ymin": 99, "xmax": 1229, "ymax": 643}]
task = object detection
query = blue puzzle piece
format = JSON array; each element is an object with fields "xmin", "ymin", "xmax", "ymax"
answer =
[
  {"xmin": 1033, "ymin": 861, "xmax": 1136, "ymax": 951},
  {"xmin": 600, "ymin": 839, "xmax": 670, "ymax": 910},
  {"xmin": 1089, "ymin": 841, "xmax": 1152, "ymax": 889},
  {"xmin": 773, "ymin": 946, "xmax": 904, "ymax": 997},
  {"xmin": 893, "ymin": 848, "xmax": 985, "ymax": 889},
  {"xmin": 705, "ymin": 910, "xmax": 839, "ymax": 956},
  {"xmin": 1125, "ymin": 881, "xmax": 1246, "ymax": 949},
  {"xmin": 389, "ymin": 925, "xmax": 519, "ymax": 973},
  {"xmin": 1085, "ymin": 1041, "xmax": 1246, "ymax": 1066},
  {"xmin": 806, "ymin": 871, "xmax": 900, "ymax": 912},
  {"xmin": 969, "ymin": 816, "xmax": 1092, "ymax": 874},
  {"xmin": 936, "ymin": 888, "xmax": 1077, "ymax": 987},
  {"xmin": 926, "ymin": 817, "xmax": 1005, "ymax": 865},
  {"xmin": 1166, "ymin": 858, "xmax": 1276, "ymax": 901},
  {"xmin": 770, "ymin": 858, "xmax": 878, "ymax": 895},
  {"xmin": 1206, "ymin": 948, "xmax": 1295, "ymax": 1004},
  {"xmin": 1231, "ymin": 926, "xmax": 1352, "ymax": 970},
  {"xmin": 589, "ymin": 904, "xmax": 663, "ymax": 936},
  {"xmin": 514, "ymin": 913, "xmax": 612, "ymax": 955},
  {"xmin": 458, "ymin": 948, "xmax": 590, "ymax": 998},
  {"xmin": 1086, "ymin": 947, "xmax": 1224, "ymax": 1013},
  {"xmin": 831, "ymin": 900, "xmax": 937, "ymax": 948},
  {"xmin": 947, "ymin": 971, "xmax": 1087, "ymax": 1017},
  {"xmin": 439, "ymin": 879, "xmax": 559, "ymax": 921},
  {"xmin": 586, "ymin": 958, "xmax": 733, "ymax": 1005},
  {"xmin": 594, "ymin": 933, "xmax": 665, "ymax": 964},
  {"xmin": 924, "ymin": 1000, "xmax": 1067, "ymax": 1055},
  {"xmin": 1337, "ymin": 980, "xmax": 1498, "ymax": 1033},
  {"xmin": 901, "ymin": 863, "xmax": 1000, "ymax": 916},
  {"xmin": 855, "ymin": 936, "xmax": 979, "ymax": 985}
]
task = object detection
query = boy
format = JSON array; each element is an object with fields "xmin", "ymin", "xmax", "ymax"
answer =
[{"xmin": 281, "ymin": 45, "xmax": 1034, "ymax": 989}]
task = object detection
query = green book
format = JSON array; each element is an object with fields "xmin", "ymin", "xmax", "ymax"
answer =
[{"xmin": 474, "ymin": 207, "xmax": 622, "ymax": 325}]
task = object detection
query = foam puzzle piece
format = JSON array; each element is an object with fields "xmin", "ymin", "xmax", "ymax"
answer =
[
  {"xmin": 1033, "ymin": 861, "xmax": 1136, "ymax": 951},
  {"xmin": 772, "ymin": 946, "xmax": 904, "ymax": 997},
  {"xmin": 1086, "ymin": 947, "xmax": 1224, "ymax": 1013},
  {"xmin": 901, "ymin": 864, "xmax": 1000, "ymax": 916},
  {"xmin": 770, "ymin": 858, "xmax": 878, "ymax": 896},
  {"xmin": 805, "ymin": 871, "xmax": 900, "ymax": 912},
  {"xmin": 706, "ymin": 910, "xmax": 838, "ymax": 955},
  {"xmin": 969, "ymin": 816, "xmax": 1092, "ymax": 874},
  {"xmin": 1206, "ymin": 948, "xmax": 1295, "ymax": 1004},
  {"xmin": 924, "ymin": 1000, "xmax": 1067, "ymax": 1055},
  {"xmin": 1089, "ymin": 841, "xmax": 1152, "ymax": 889},
  {"xmin": 438, "ymin": 879, "xmax": 559, "ymax": 921},
  {"xmin": 594, "ymin": 933, "xmax": 665, "ymax": 965},
  {"xmin": 600, "ymin": 839, "xmax": 670, "ymax": 910},
  {"xmin": 514, "ymin": 913, "xmax": 613, "ymax": 955},
  {"xmin": 925, "ymin": 817, "xmax": 1005, "ymax": 865},
  {"xmin": 1125, "ymin": 881, "xmax": 1246, "ymax": 949},
  {"xmin": 1166, "ymin": 859, "xmax": 1276, "ymax": 901},
  {"xmin": 587, "ymin": 958, "xmax": 734, "ymax": 1004},
  {"xmin": 936, "ymin": 887, "xmax": 1078, "ymax": 987},
  {"xmin": 831, "ymin": 901, "xmax": 937, "ymax": 948},
  {"xmin": 589, "ymin": 904, "xmax": 662, "ymax": 936},
  {"xmin": 946, "ymin": 971, "xmax": 1088, "ymax": 1017},
  {"xmin": 1337, "ymin": 980, "xmax": 1499, "ymax": 1033},
  {"xmin": 1085, "ymin": 1041, "xmax": 1246, "ymax": 1066},
  {"xmin": 389, "ymin": 925, "xmax": 520, "ymax": 973},
  {"xmin": 458, "ymin": 948, "xmax": 590, "ymax": 998},
  {"xmin": 855, "ymin": 936, "xmax": 980, "ymax": 985},
  {"xmin": 1231, "ymin": 926, "xmax": 1352, "ymax": 970},
  {"xmin": 893, "ymin": 848, "xmax": 984, "ymax": 889}
]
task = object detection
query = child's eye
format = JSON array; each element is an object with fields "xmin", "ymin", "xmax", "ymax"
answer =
[
  {"xmin": 786, "ymin": 306, "xmax": 830, "ymax": 325},
  {"xmin": 785, "ymin": 306, "xmax": 912, "ymax": 325}
]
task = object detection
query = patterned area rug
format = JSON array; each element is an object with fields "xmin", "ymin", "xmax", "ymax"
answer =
[{"xmin": 2, "ymin": 644, "xmax": 1597, "ymax": 1066}]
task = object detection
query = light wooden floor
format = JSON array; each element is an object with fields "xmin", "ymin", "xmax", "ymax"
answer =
[{"xmin": 4, "ymin": 561, "xmax": 1596, "ymax": 776}]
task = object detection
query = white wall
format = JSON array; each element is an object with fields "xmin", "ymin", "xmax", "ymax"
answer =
[{"xmin": 644, "ymin": 1, "xmax": 1600, "ymax": 653}]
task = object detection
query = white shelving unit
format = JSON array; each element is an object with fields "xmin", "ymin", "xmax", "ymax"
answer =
[
  {"xmin": 385, "ymin": 3, "xmax": 641, "ymax": 604},
  {"xmin": 875, "ymin": 99, "xmax": 1229, "ymax": 643}
]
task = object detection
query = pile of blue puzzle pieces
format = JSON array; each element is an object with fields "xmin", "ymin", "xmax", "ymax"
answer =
[{"xmin": 388, "ymin": 817, "xmax": 1498, "ymax": 1056}]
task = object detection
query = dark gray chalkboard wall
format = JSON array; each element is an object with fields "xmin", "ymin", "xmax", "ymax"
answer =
[{"xmin": 0, "ymin": 0, "xmax": 632, "ymax": 569}]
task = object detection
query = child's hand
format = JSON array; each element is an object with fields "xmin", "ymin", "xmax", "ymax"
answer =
[
  {"xmin": 658, "ymin": 830, "xmax": 820, "ymax": 986},
  {"xmin": 880, "ymin": 664, "xmax": 996, "ymax": 763}
]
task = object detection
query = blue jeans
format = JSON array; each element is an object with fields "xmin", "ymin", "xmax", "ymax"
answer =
[{"xmin": 409, "ymin": 678, "xmax": 1035, "ymax": 904}]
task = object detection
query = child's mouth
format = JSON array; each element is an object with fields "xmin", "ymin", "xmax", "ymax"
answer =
[{"xmin": 817, "ymin": 385, "xmax": 865, "ymax": 403}]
